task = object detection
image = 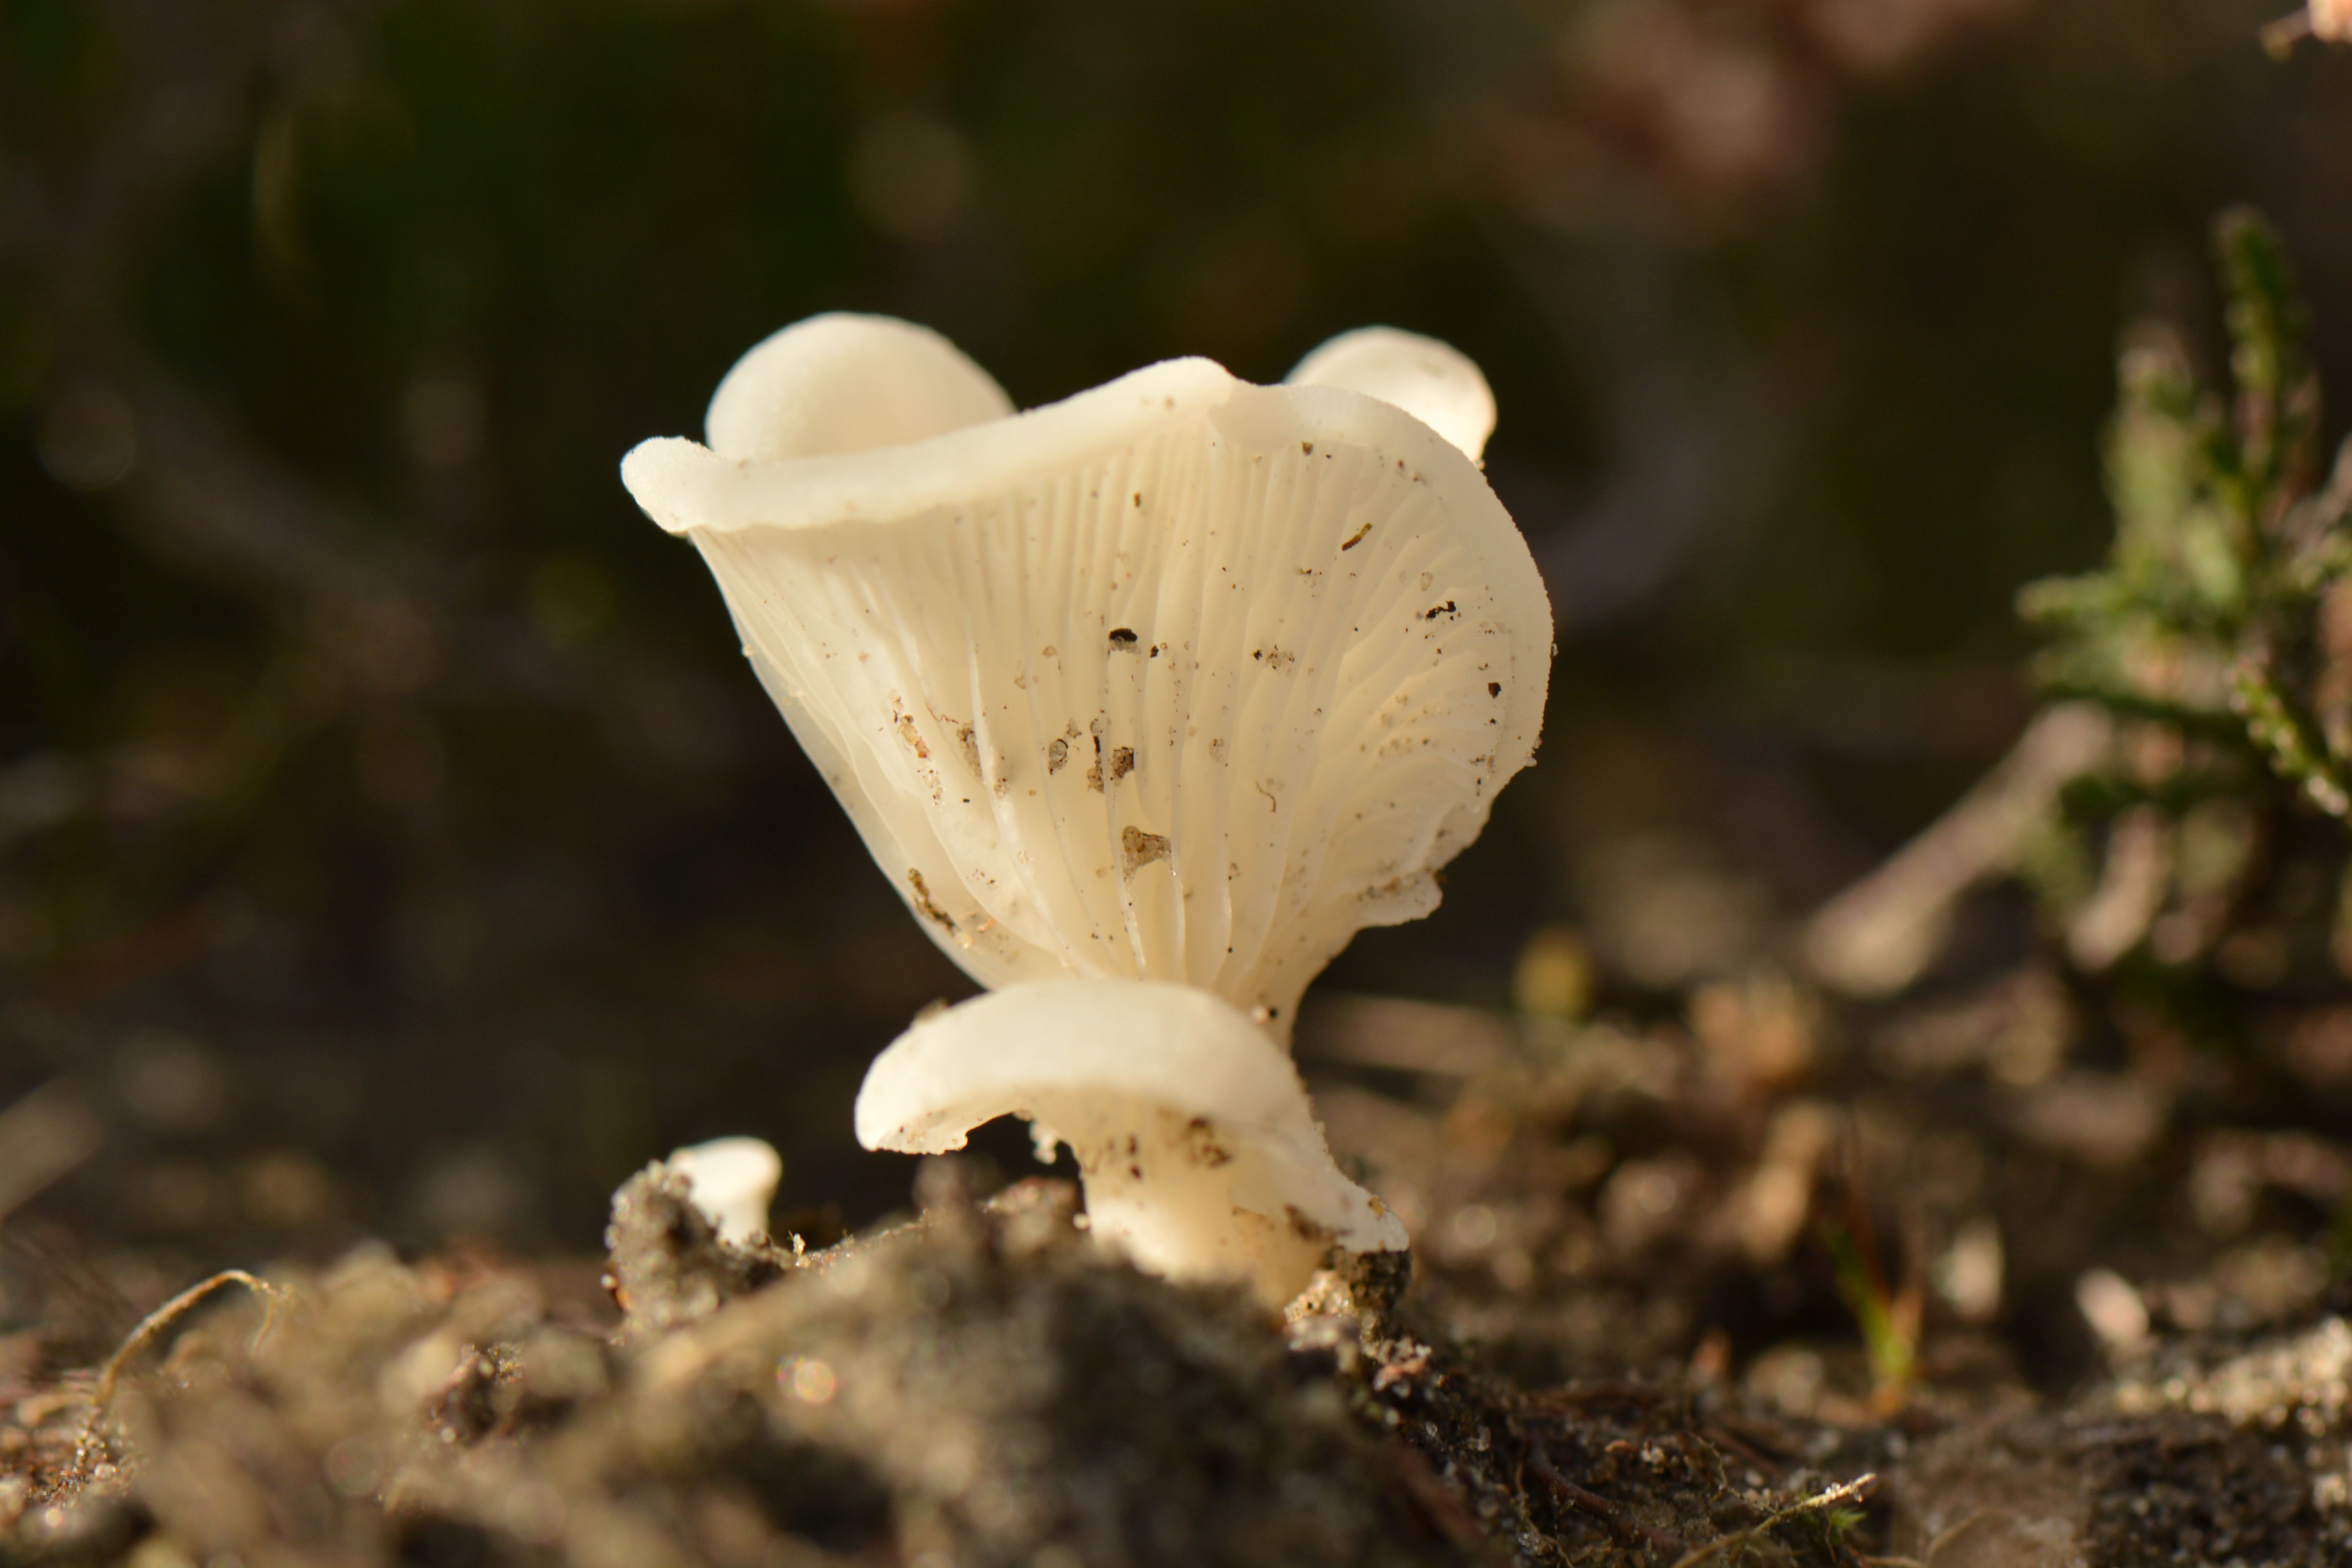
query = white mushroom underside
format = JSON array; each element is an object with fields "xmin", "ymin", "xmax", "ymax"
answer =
[
  {"xmin": 655, "ymin": 369, "xmax": 1548, "ymax": 1025},
  {"xmin": 855, "ymin": 978, "xmax": 1406, "ymax": 1306}
]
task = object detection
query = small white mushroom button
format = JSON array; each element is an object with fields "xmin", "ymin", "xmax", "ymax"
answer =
[
  {"xmin": 855, "ymin": 979, "xmax": 1405, "ymax": 1307},
  {"xmin": 666, "ymin": 1136, "xmax": 783, "ymax": 1246}
]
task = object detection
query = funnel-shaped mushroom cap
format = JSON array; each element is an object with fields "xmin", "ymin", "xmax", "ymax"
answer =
[
  {"xmin": 857, "ymin": 978, "xmax": 1405, "ymax": 1306},
  {"xmin": 624, "ymin": 317, "xmax": 1552, "ymax": 1029},
  {"xmin": 666, "ymin": 1135, "xmax": 782, "ymax": 1245}
]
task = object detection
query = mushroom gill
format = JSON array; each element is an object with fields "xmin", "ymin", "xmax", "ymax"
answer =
[{"xmin": 622, "ymin": 314, "xmax": 1553, "ymax": 1032}]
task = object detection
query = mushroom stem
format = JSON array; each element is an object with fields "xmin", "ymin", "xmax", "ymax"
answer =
[{"xmin": 855, "ymin": 979, "xmax": 1406, "ymax": 1309}]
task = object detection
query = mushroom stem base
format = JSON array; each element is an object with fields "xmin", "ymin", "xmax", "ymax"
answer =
[
  {"xmin": 1036, "ymin": 1095, "xmax": 1344, "ymax": 1310},
  {"xmin": 854, "ymin": 978, "xmax": 1408, "ymax": 1310}
]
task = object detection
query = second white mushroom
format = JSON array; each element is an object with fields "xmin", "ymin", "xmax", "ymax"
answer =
[{"xmin": 856, "ymin": 978, "xmax": 1404, "ymax": 1307}]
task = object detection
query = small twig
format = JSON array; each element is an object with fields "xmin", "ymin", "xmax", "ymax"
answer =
[
  {"xmin": 1699, "ymin": 1423, "xmax": 1786, "ymax": 1483},
  {"xmin": 1527, "ymin": 1439, "xmax": 1686, "ymax": 1555},
  {"xmin": 1706, "ymin": 1412, "xmax": 1804, "ymax": 1460},
  {"xmin": 1668, "ymin": 1472, "xmax": 1878, "ymax": 1568},
  {"xmin": 1804, "ymin": 704, "xmax": 2110, "ymax": 996},
  {"xmin": 89, "ymin": 1269, "xmax": 282, "ymax": 1422},
  {"xmin": 1383, "ymin": 1443, "xmax": 1502, "ymax": 1559},
  {"xmin": 1518, "ymin": 1380, "xmax": 1668, "ymax": 1412}
]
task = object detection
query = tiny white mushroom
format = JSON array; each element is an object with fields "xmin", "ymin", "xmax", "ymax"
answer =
[
  {"xmin": 1284, "ymin": 325, "xmax": 1497, "ymax": 465},
  {"xmin": 667, "ymin": 1135, "xmax": 782, "ymax": 1245},
  {"xmin": 855, "ymin": 978, "xmax": 1405, "ymax": 1307},
  {"xmin": 623, "ymin": 314, "xmax": 1552, "ymax": 1032},
  {"xmin": 702, "ymin": 313, "xmax": 1014, "ymax": 464}
]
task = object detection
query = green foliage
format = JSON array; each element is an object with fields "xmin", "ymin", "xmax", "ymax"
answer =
[
  {"xmin": 1819, "ymin": 1218, "xmax": 1916, "ymax": 1408},
  {"xmin": 2016, "ymin": 209, "xmax": 2352, "ymax": 981},
  {"xmin": 2023, "ymin": 209, "xmax": 2343, "ymax": 815}
]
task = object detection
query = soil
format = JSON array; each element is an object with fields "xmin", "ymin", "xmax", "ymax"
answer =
[{"xmin": 13, "ymin": 949, "xmax": 2352, "ymax": 1567}]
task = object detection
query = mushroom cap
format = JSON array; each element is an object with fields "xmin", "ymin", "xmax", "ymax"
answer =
[
  {"xmin": 856, "ymin": 978, "xmax": 1405, "ymax": 1300},
  {"xmin": 666, "ymin": 1135, "xmax": 782, "ymax": 1245},
  {"xmin": 1285, "ymin": 326, "xmax": 1497, "ymax": 464},
  {"xmin": 704, "ymin": 314, "xmax": 1014, "ymax": 464},
  {"xmin": 624, "ymin": 316, "xmax": 1552, "ymax": 1027}
]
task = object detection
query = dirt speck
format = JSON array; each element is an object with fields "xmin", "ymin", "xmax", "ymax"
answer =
[{"xmin": 1121, "ymin": 825, "xmax": 1170, "ymax": 874}]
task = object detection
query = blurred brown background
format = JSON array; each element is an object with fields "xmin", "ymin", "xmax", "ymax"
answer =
[{"xmin": 2, "ymin": 0, "xmax": 2348, "ymax": 1275}]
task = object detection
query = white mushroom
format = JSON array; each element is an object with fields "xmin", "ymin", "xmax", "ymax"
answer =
[
  {"xmin": 623, "ymin": 314, "xmax": 1552, "ymax": 1033},
  {"xmin": 626, "ymin": 317, "xmax": 1551, "ymax": 1301},
  {"xmin": 855, "ymin": 978, "xmax": 1405, "ymax": 1307},
  {"xmin": 1285, "ymin": 326, "xmax": 1496, "ymax": 466},
  {"xmin": 667, "ymin": 1135, "xmax": 782, "ymax": 1245}
]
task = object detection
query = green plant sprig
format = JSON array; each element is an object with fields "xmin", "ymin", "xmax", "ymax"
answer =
[{"xmin": 2013, "ymin": 207, "xmax": 2352, "ymax": 981}]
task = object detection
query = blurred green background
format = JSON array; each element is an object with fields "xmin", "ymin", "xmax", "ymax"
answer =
[{"xmin": 2, "ymin": 0, "xmax": 2348, "ymax": 1263}]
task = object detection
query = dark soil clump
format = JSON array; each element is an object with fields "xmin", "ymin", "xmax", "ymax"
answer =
[{"xmin": 3, "ymin": 1149, "xmax": 1919, "ymax": 1568}]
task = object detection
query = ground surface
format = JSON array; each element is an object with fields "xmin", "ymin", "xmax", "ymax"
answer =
[{"xmin": 12, "ymin": 952, "xmax": 2352, "ymax": 1566}]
